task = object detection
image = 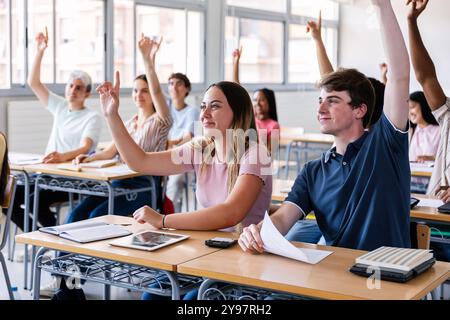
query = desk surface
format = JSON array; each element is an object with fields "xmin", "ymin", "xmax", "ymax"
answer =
[
  {"xmin": 280, "ymin": 132, "xmax": 334, "ymax": 146},
  {"xmin": 24, "ymin": 163, "xmax": 142, "ymax": 181},
  {"xmin": 15, "ymin": 216, "xmax": 234, "ymax": 272},
  {"xmin": 178, "ymin": 243, "xmax": 450, "ymax": 300},
  {"xmin": 272, "ymin": 179, "xmax": 295, "ymax": 202},
  {"xmin": 9, "ymin": 152, "xmax": 43, "ymax": 171}
]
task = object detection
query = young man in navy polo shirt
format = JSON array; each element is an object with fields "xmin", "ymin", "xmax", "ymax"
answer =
[{"xmin": 239, "ymin": 0, "xmax": 411, "ymax": 252}]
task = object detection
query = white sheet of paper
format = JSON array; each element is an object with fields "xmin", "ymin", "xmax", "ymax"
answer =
[
  {"xmin": 99, "ymin": 164, "xmax": 136, "ymax": 175},
  {"xmin": 417, "ymin": 198, "xmax": 444, "ymax": 208},
  {"xmin": 260, "ymin": 212, "xmax": 333, "ymax": 264},
  {"xmin": 410, "ymin": 162, "xmax": 434, "ymax": 173},
  {"xmin": 9, "ymin": 153, "xmax": 43, "ymax": 165}
]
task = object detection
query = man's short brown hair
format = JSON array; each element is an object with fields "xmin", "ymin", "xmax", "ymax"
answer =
[
  {"xmin": 168, "ymin": 73, "xmax": 191, "ymax": 97},
  {"xmin": 319, "ymin": 68, "xmax": 375, "ymax": 129}
]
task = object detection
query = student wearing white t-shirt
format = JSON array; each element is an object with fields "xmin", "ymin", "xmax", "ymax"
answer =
[
  {"xmin": 10, "ymin": 29, "xmax": 101, "ymax": 233},
  {"xmin": 166, "ymin": 73, "xmax": 200, "ymax": 212}
]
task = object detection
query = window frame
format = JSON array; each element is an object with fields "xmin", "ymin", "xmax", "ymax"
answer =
[
  {"xmin": 225, "ymin": 0, "xmax": 339, "ymax": 91},
  {"xmin": 1, "ymin": 0, "xmax": 207, "ymax": 96}
]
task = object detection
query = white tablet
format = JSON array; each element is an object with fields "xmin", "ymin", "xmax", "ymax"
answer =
[{"xmin": 109, "ymin": 230, "xmax": 190, "ymax": 252}]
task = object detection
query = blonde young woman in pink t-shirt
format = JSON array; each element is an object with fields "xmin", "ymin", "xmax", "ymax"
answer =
[{"xmin": 97, "ymin": 50, "xmax": 272, "ymax": 232}]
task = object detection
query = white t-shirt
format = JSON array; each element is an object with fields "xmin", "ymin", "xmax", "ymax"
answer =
[
  {"xmin": 167, "ymin": 100, "xmax": 200, "ymax": 140},
  {"xmin": 45, "ymin": 92, "xmax": 102, "ymax": 155}
]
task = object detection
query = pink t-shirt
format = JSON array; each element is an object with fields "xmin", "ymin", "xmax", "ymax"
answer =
[
  {"xmin": 176, "ymin": 141, "xmax": 273, "ymax": 231},
  {"xmin": 409, "ymin": 124, "xmax": 440, "ymax": 161},
  {"xmin": 255, "ymin": 118, "xmax": 280, "ymax": 142}
]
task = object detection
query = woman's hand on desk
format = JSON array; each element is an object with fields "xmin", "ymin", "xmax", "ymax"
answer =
[
  {"xmin": 133, "ymin": 205, "xmax": 163, "ymax": 229},
  {"xmin": 238, "ymin": 224, "xmax": 265, "ymax": 254}
]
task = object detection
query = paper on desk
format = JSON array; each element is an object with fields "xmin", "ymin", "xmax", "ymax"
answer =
[
  {"xmin": 99, "ymin": 164, "xmax": 136, "ymax": 175},
  {"xmin": 410, "ymin": 162, "xmax": 434, "ymax": 172},
  {"xmin": 260, "ymin": 212, "xmax": 333, "ymax": 264},
  {"xmin": 9, "ymin": 154, "xmax": 42, "ymax": 165},
  {"xmin": 417, "ymin": 198, "xmax": 444, "ymax": 208}
]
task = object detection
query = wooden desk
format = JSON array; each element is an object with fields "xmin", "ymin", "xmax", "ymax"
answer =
[
  {"xmin": 411, "ymin": 194, "xmax": 450, "ymax": 224},
  {"xmin": 8, "ymin": 152, "xmax": 43, "ymax": 289},
  {"xmin": 25, "ymin": 162, "xmax": 142, "ymax": 181},
  {"xmin": 15, "ymin": 215, "xmax": 234, "ymax": 299},
  {"xmin": 272, "ymin": 179, "xmax": 295, "ymax": 202},
  {"xmin": 178, "ymin": 243, "xmax": 450, "ymax": 300}
]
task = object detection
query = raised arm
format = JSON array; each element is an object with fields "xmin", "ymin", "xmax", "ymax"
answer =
[
  {"xmin": 133, "ymin": 174, "xmax": 264, "ymax": 231},
  {"xmin": 97, "ymin": 71, "xmax": 184, "ymax": 176},
  {"xmin": 27, "ymin": 27, "xmax": 50, "ymax": 106},
  {"xmin": 138, "ymin": 34, "xmax": 170, "ymax": 119},
  {"xmin": 232, "ymin": 46, "xmax": 242, "ymax": 84},
  {"xmin": 407, "ymin": 0, "xmax": 446, "ymax": 110},
  {"xmin": 372, "ymin": 0, "xmax": 410, "ymax": 130},
  {"xmin": 307, "ymin": 11, "xmax": 334, "ymax": 76}
]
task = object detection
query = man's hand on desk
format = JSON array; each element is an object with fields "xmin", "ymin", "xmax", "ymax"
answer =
[
  {"xmin": 436, "ymin": 187, "xmax": 450, "ymax": 203},
  {"xmin": 42, "ymin": 151, "xmax": 67, "ymax": 163},
  {"xmin": 238, "ymin": 224, "xmax": 264, "ymax": 254},
  {"xmin": 132, "ymin": 205, "xmax": 163, "ymax": 229}
]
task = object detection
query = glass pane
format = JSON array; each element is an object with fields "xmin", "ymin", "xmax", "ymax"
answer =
[
  {"xmin": 225, "ymin": 17, "xmax": 283, "ymax": 84},
  {"xmin": 11, "ymin": 0, "xmax": 25, "ymax": 84},
  {"xmin": 0, "ymin": 0, "xmax": 8, "ymax": 88},
  {"xmin": 288, "ymin": 24, "xmax": 336, "ymax": 83},
  {"xmin": 227, "ymin": 0, "xmax": 286, "ymax": 13},
  {"xmin": 114, "ymin": 0, "xmax": 134, "ymax": 88},
  {"xmin": 291, "ymin": 0, "xmax": 338, "ymax": 20},
  {"xmin": 136, "ymin": 5, "xmax": 204, "ymax": 84},
  {"xmin": 55, "ymin": 0, "xmax": 104, "ymax": 84},
  {"xmin": 186, "ymin": 11, "xmax": 204, "ymax": 83},
  {"xmin": 28, "ymin": 0, "xmax": 53, "ymax": 83}
]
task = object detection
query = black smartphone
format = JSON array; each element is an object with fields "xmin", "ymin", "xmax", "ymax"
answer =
[
  {"xmin": 205, "ymin": 237, "xmax": 237, "ymax": 248},
  {"xmin": 410, "ymin": 197, "xmax": 420, "ymax": 209}
]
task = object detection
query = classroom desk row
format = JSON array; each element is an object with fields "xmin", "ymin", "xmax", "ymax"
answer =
[
  {"xmin": 15, "ymin": 215, "xmax": 450, "ymax": 300},
  {"xmin": 9, "ymin": 152, "xmax": 158, "ymax": 289}
]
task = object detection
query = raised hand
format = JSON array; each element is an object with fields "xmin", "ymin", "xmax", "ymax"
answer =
[
  {"xmin": 97, "ymin": 71, "xmax": 121, "ymax": 117},
  {"xmin": 306, "ymin": 10, "xmax": 322, "ymax": 41},
  {"xmin": 132, "ymin": 205, "xmax": 164, "ymax": 228},
  {"xmin": 232, "ymin": 45, "xmax": 243, "ymax": 64},
  {"xmin": 138, "ymin": 33, "xmax": 163, "ymax": 65},
  {"xmin": 35, "ymin": 26, "xmax": 49, "ymax": 53},
  {"xmin": 379, "ymin": 62, "xmax": 388, "ymax": 84},
  {"xmin": 406, "ymin": 0, "xmax": 429, "ymax": 20}
]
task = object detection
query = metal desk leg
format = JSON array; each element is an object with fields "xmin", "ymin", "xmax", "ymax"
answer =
[
  {"xmin": 32, "ymin": 247, "xmax": 49, "ymax": 300},
  {"xmin": 284, "ymin": 141, "xmax": 294, "ymax": 179},
  {"xmin": 106, "ymin": 182, "xmax": 115, "ymax": 216},
  {"xmin": 149, "ymin": 177, "xmax": 157, "ymax": 210},
  {"xmin": 23, "ymin": 172, "xmax": 31, "ymax": 290},
  {"xmin": 30, "ymin": 176, "xmax": 42, "ymax": 290},
  {"xmin": 163, "ymin": 271, "xmax": 180, "ymax": 300},
  {"xmin": 197, "ymin": 278, "xmax": 218, "ymax": 300}
]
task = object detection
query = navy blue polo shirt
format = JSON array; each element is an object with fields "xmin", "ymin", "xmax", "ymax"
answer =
[{"xmin": 285, "ymin": 114, "xmax": 411, "ymax": 251}]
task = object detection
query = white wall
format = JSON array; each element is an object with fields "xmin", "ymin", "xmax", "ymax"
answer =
[{"xmin": 340, "ymin": 0, "xmax": 450, "ymax": 94}]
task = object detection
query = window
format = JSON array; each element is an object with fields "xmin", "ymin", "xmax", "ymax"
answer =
[
  {"xmin": 227, "ymin": 0, "xmax": 286, "ymax": 13},
  {"xmin": 114, "ymin": 1, "xmax": 205, "ymax": 88},
  {"xmin": 224, "ymin": 17, "xmax": 283, "ymax": 84},
  {"xmin": 291, "ymin": 0, "xmax": 338, "ymax": 20},
  {"xmin": 226, "ymin": 0, "xmax": 339, "ymax": 86},
  {"xmin": 0, "ymin": 0, "xmax": 9, "ymax": 88},
  {"xmin": 288, "ymin": 24, "xmax": 337, "ymax": 83}
]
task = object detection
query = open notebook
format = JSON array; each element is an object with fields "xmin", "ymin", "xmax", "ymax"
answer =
[
  {"xmin": 39, "ymin": 220, "xmax": 131, "ymax": 243},
  {"xmin": 57, "ymin": 159, "xmax": 118, "ymax": 172}
]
